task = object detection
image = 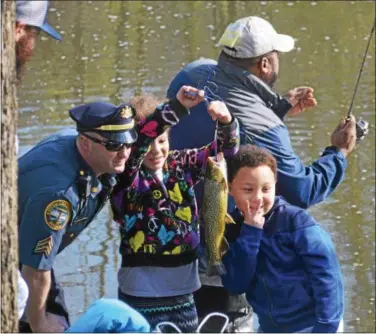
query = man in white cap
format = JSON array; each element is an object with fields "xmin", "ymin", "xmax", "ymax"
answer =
[
  {"xmin": 167, "ymin": 16, "xmax": 356, "ymax": 332},
  {"xmin": 15, "ymin": 0, "xmax": 61, "ymax": 83}
]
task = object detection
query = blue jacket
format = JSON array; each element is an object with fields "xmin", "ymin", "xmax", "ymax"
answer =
[
  {"xmin": 18, "ymin": 129, "xmax": 116, "ymax": 270},
  {"xmin": 221, "ymin": 196, "xmax": 344, "ymax": 333},
  {"xmin": 167, "ymin": 55, "xmax": 347, "ymax": 209}
]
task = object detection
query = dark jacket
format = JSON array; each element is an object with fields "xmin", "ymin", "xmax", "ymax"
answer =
[
  {"xmin": 221, "ymin": 196, "xmax": 344, "ymax": 333},
  {"xmin": 111, "ymin": 100, "xmax": 239, "ymax": 267},
  {"xmin": 167, "ymin": 55, "xmax": 347, "ymax": 209}
]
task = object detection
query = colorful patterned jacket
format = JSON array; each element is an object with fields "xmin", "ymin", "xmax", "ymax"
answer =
[{"xmin": 111, "ymin": 99, "xmax": 239, "ymax": 267}]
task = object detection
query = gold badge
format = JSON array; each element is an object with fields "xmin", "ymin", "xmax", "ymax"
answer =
[
  {"xmin": 120, "ymin": 106, "xmax": 133, "ymax": 119},
  {"xmin": 34, "ymin": 236, "xmax": 54, "ymax": 256},
  {"xmin": 44, "ymin": 200, "xmax": 72, "ymax": 231}
]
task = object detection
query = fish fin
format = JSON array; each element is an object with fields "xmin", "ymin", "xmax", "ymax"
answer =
[
  {"xmin": 206, "ymin": 262, "xmax": 227, "ymax": 277},
  {"xmin": 220, "ymin": 237, "xmax": 229, "ymax": 257},
  {"xmin": 225, "ymin": 213, "xmax": 236, "ymax": 224}
]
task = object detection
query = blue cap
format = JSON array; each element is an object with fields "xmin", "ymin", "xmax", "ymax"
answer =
[
  {"xmin": 16, "ymin": 0, "xmax": 62, "ymax": 41},
  {"xmin": 69, "ymin": 101, "xmax": 138, "ymax": 144}
]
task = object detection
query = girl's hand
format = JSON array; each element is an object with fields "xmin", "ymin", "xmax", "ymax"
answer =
[
  {"xmin": 207, "ymin": 101, "xmax": 232, "ymax": 125},
  {"xmin": 243, "ymin": 200, "xmax": 265, "ymax": 229},
  {"xmin": 176, "ymin": 86, "xmax": 205, "ymax": 109}
]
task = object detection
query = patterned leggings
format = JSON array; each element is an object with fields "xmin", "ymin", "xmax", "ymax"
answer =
[{"xmin": 118, "ymin": 289, "xmax": 198, "ymax": 333}]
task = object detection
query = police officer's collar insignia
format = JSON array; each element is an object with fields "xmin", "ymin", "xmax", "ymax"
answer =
[
  {"xmin": 120, "ymin": 106, "xmax": 133, "ymax": 119},
  {"xmin": 34, "ymin": 236, "xmax": 54, "ymax": 257},
  {"xmin": 44, "ymin": 200, "xmax": 72, "ymax": 231}
]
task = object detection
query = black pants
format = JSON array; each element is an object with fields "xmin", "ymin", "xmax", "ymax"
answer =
[
  {"xmin": 19, "ymin": 268, "xmax": 70, "ymax": 333},
  {"xmin": 193, "ymin": 285, "xmax": 253, "ymax": 333}
]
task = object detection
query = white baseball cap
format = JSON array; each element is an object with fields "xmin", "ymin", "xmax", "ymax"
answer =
[
  {"xmin": 219, "ymin": 16, "xmax": 294, "ymax": 58},
  {"xmin": 16, "ymin": 0, "xmax": 62, "ymax": 41}
]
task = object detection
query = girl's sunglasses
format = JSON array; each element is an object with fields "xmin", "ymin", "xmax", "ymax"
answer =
[{"xmin": 81, "ymin": 132, "xmax": 133, "ymax": 152}]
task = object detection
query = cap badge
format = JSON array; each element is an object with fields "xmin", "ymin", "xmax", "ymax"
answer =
[{"xmin": 120, "ymin": 106, "xmax": 133, "ymax": 119}]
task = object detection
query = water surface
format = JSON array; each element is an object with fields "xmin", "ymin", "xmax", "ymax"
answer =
[{"xmin": 18, "ymin": 1, "xmax": 375, "ymax": 332}]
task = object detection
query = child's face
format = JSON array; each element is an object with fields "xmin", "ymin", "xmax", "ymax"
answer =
[
  {"xmin": 229, "ymin": 165, "xmax": 276, "ymax": 218},
  {"xmin": 143, "ymin": 131, "xmax": 169, "ymax": 171}
]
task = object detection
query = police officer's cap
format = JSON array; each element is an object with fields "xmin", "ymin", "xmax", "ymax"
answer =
[{"xmin": 69, "ymin": 101, "xmax": 138, "ymax": 144}]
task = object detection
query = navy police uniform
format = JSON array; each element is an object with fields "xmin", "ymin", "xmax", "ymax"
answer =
[{"xmin": 18, "ymin": 101, "xmax": 137, "ymax": 332}]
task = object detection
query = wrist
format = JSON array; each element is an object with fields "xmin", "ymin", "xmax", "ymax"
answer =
[
  {"xmin": 30, "ymin": 313, "xmax": 47, "ymax": 332},
  {"xmin": 328, "ymin": 145, "xmax": 348, "ymax": 158},
  {"xmin": 243, "ymin": 220, "xmax": 264, "ymax": 229},
  {"xmin": 218, "ymin": 114, "xmax": 233, "ymax": 125}
]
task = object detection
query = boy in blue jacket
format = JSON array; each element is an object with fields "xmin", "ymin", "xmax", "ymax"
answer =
[{"xmin": 221, "ymin": 144, "xmax": 344, "ymax": 333}]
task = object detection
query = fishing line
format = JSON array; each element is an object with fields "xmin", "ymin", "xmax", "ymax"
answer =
[
  {"xmin": 185, "ymin": 66, "xmax": 224, "ymax": 155},
  {"xmin": 347, "ymin": 18, "xmax": 375, "ymax": 119}
]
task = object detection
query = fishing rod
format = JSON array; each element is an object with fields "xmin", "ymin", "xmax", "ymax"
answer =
[{"xmin": 347, "ymin": 18, "xmax": 375, "ymax": 141}]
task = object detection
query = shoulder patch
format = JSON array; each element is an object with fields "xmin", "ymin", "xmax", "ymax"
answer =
[
  {"xmin": 34, "ymin": 236, "xmax": 54, "ymax": 256},
  {"xmin": 44, "ymin": 200, "xmax": 72, "ymax": 231}
]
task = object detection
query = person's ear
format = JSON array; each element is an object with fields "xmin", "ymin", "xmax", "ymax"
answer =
[
  {"xmin": 79, "ymin": 135, "xmax": 91, "ymax": 152},
  {"xmin": 259, "ymin": 56, "xmax": 270, "ymax": 74},
  {"xmin": 15, "ymin": 22, "xmax": 26, "ymax": 42}
]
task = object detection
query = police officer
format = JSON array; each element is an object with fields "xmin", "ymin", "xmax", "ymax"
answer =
[{"xmin": 18, "ymin": 101, "xmax": 137, "ymax": 333}]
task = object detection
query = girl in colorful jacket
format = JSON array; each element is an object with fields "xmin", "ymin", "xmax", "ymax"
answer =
[
  {"xmin": 222, "ymin": 144, "xmax": 344, "ymax": 333},
  {"xmin": 110, "ymin": 86, "xmax": 240, "ymax": 332}
]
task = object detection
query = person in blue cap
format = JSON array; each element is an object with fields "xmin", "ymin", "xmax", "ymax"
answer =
[
  {"xmin": 18, "ymin": 101, "xmax": 138, "ymax": 333},
  {"xmin": 15, "ymin": 0, "xmax": 62, "ymax": 83}
]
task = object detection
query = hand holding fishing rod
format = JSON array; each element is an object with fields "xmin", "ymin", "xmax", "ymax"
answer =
[{"xmin": 331, "ymin": 114, "xmax": 357, "ymax": 157}]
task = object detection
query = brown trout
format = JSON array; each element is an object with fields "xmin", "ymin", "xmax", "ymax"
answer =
[{"xmin": 202, "ymin": 152, "xmax": 235, "ymax": 276}]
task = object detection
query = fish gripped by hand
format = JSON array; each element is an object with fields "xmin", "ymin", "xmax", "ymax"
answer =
[{"xmin": 202, "ymin": 152, "xmax": 235, "ymax": 277}]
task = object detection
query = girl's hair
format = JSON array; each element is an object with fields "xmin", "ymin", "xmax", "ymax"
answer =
[
  {"xmin": 227, "ymin": 144, "xmax": 277, "ymax": 183},
  {"xmin": 130, "ymin": 95, "xmax": 166, "ymax": 124}
]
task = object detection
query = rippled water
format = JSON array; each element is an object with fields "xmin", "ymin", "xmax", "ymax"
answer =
[{"xmin": 17, "ymin": 1, "xmax": 375, "ymax": 332}]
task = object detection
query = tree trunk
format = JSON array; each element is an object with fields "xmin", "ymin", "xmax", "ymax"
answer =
[{"xmin": 1, "ymin": 0, "xmax": 19, "ymax": 332}]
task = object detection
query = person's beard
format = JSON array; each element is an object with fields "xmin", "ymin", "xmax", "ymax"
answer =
[
  {"xmin": 15, "ymin": 34, "xmax": 34, "ymax": 85},
  {"xmin": 261, "ymin": 71, "xmax": 278, "ymax": 89}
]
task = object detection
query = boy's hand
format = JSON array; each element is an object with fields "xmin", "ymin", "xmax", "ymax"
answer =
[
  {"xmin": 176, "ymin": 86, "xmax": 205, "ymax": 109},
  {"xmin": 243, "ymin": 200, "xmax": 265, "ymax": 229},
  {"xmin": 207, "ymin": 101, "xmax": 232, "ymax": 125}
]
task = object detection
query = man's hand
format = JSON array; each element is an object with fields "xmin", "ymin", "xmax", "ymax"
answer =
[
  {"xmin": 207, "ymin": 101, "xmax": 232, "ymax": 125},
  {"xmin": 284, "ymin": 87, "xmax": 317, "ymax": 117},
  {"xmin": 242, "ymin": 200, "xmax": 265, "ymax": 229},
  {"xmin": 176, "ymin": 86, "xmax": 205, "ymax": 109},
  {"xmin": 331, "ymin": 115, "xmax": 357, "ymax": 157}
]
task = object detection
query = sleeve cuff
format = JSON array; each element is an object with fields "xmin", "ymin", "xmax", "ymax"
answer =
[
  {"xmin": 239, "ymin": 223, "xmax": 263, "ymax": 244},
  {"xmin": 218, "ymin": 114, "xmax": 238, "ymax": 131},
  {"xmin": 322, "ymin": 146, "xmax": 347, "ymax": 160},
  {"xmin": 168, "ymin": 99, "xmax": 190, "ymax": 119},
  {"xmin": 276, "ymin": 98, "xmax": 292, "ymax": 120}
]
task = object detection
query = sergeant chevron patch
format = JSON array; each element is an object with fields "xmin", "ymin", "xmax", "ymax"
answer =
[{"xmin": 34, "ymin": 236, "xmax": 53, "ymax": 256}]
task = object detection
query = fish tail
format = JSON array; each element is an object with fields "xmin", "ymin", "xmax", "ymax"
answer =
[{"xmin": 206, "ymin": 262, "xmax": 227, "ymax": 277}]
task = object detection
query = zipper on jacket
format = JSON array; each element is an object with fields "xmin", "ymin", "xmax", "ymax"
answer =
[{"xmin": 262, "ymin": 275, "xmax": 278, "ymax": 329}]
